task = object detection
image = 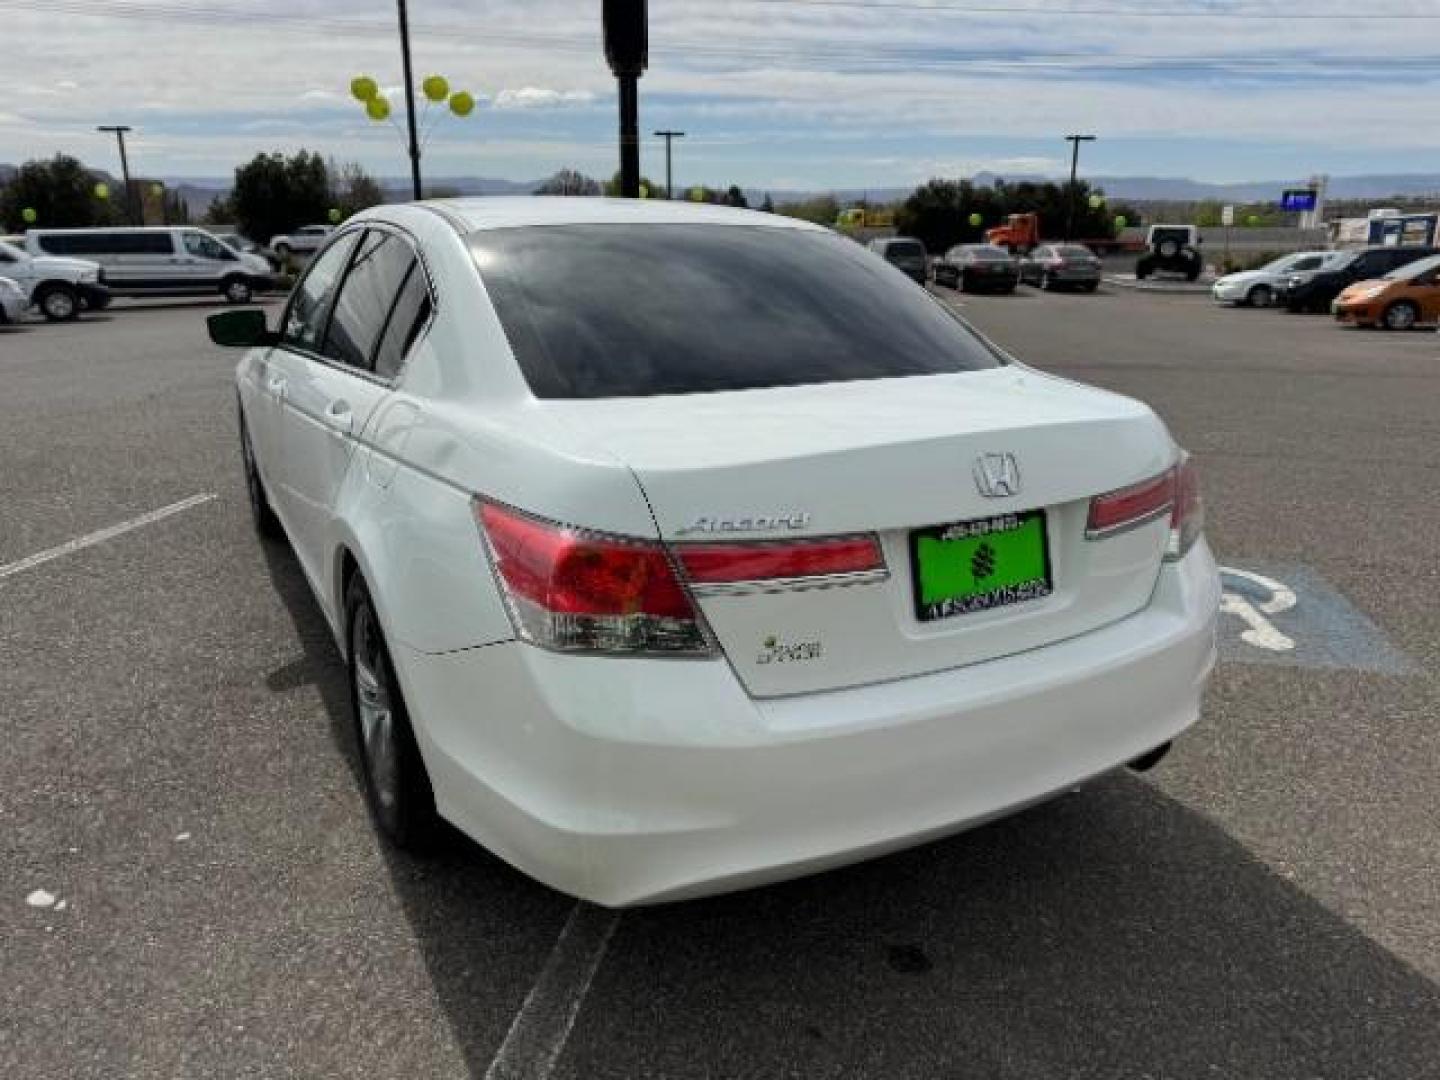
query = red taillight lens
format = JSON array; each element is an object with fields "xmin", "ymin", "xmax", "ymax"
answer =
[
  {"xmin": 1167, "ymin": 455, "xmax": 1203, "ymax": 560},
  {"xmin": 677, "ymin": 535, "xmax": 885, "ymax": 587},
  {"xmin": 1086, "ymin": 468, "xmax": 1176, "ymax": 539},
  {"xmin": 475, "ymin": 500, "xmax": 712, "ymax": 656}
]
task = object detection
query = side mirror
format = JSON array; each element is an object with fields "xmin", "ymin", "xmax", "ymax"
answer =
[{"xmin": 208, "ymin": 308, "xmax": 277, "ymax": 348}]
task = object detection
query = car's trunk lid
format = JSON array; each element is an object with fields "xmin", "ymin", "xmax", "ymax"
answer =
[{"xmin": 541, "ymin": 368, "xmax": 1176, "ymax": 697}]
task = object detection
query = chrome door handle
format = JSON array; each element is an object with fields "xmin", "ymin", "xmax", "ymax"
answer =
[
  {"xmin": 323, "ymin": 400, "xmax": 354, "ymax": 434},
  {"xmin": 266, "ymin": 376, "xmax": 286, "ymax": 397}
]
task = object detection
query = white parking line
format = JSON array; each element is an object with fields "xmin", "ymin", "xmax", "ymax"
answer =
[
  {"xmin": 0, "ymin": 493, "xmax": 217, "ymax": 582},
  {"xmin": 484, "ymin": 903, "xmax": 620, "ymax": 1080}
]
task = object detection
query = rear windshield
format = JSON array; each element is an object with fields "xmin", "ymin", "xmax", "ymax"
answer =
[
  {"xmin": 1054, "ymin": 246, "xmax": 1095, "ymax": 258},
  {"xmin": 884, "ymin": 240, "xmax": 925, "ymax": 257},
  {"xmin": 469, "ymin": 224, "xmax": 1002, "ymax": 399},
  {"xmin": 966, "ymin": 246, "xmax": 1011, "ymax": 258}
]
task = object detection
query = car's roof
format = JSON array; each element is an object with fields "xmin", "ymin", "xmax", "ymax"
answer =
[{"xmin": 418, "ymin": 196, "xmax": 825, "ymax": 235}]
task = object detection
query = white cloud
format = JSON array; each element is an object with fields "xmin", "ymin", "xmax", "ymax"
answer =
[{"xmin": 491, "ymin": 87, "xmax": 597, "ymax": 110}]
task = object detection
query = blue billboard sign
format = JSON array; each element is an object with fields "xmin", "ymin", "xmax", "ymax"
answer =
[{"xmin": 1281, "ymin": 189, "xmax": 1318, "ymax": 212}]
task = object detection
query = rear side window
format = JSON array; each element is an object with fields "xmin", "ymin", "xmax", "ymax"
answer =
[
  {"xmin": 282, "ymin": 231, "xmax": 361, "ymax": 353},
  {"xmin": 323, "ymin": 230, "xmax": 418, "ymax": 372},
  {"xmin": 469, "ymin": 224, "xmax": 1001, "ymax": 399},
  {"xmin": 373, "ymin": 267, "xmax": 433, "ymax": 380},
  {"xmin": 1290, "ymin": 255, "xmax": 1323, "ymax": 272}
]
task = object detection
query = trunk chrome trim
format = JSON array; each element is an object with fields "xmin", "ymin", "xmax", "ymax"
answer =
[{"xmin": 687, "ymin": 567, "xmax": 891, "ymax": 597}]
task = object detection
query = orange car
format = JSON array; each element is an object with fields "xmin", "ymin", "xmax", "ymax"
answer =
[{"xmin": 1332, "ymin": 253, "xmax": 1440, "ymax": 329}]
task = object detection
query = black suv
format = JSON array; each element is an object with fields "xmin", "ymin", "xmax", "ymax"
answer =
[{"xmin": 1284, "ymin": 245, "xmax": 1439, "ymax": 313}]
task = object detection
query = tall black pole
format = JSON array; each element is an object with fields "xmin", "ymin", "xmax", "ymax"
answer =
[
  {"xmin": 604, "ymin": 0, "xmax": 648, "ymax": 199},
  {"xmin": 396, "ymin": 0, "xmax": 423, "ymax": 200},
  {"xmin": 655, "ymin": 129, "xmax": 684, "ymax": 199},
  {"xmin": 1064, "ymin": 134, "xmax": 1095, "ymax": 242},
  {"xmin": 618, "ymin": 77, "xmax": 640, "ymax": 198},
  {"xmin": 98, "ymin": 125, "xmax": 137, "ymax": 225}
]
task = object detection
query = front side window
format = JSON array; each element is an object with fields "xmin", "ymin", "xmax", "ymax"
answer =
[
  {"xmin": 182, "ymin": 232, "xmax": 228, "ymax": 260},
  {"xmin": 323, "ymin": 230, "xmax": 419, "ymax": 372},
  {"xmin": 469, "ymin": 224, "xmax": 1002, "ymax": 399},
  {"xmin": 282, "ymin": 232, "xmax": 361, "ymax": 352}
]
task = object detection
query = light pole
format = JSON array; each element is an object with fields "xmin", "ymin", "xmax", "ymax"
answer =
[
  {"xmin": 604, "ymin": 0, "xmax": 648, "ymax": 198},
  {"xmin": 97, "ymin": 125, "xmax": 138, "ymax": 224},
  {"xmin": 395, "ymin": 0, "xmax": 423, "ymax": 199},
  {"xmin": 654, "ymin": 130, "xmax": 685, "ymax": 199},
  {"xmin": 1063, "ymin": 134, "xmax": 1096, "ymax": 242}
]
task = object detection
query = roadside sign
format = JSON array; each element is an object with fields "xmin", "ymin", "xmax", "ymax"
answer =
[
  {"xmin": 1221, "ymin": 205, "xmax": 1235, "ymax": 226},
  {"xmin": 1281, "ymin": 189, "xmax": 1318, "ymax": 212}
]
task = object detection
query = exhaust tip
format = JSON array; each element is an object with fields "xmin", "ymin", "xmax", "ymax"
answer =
[{"xmin": 1126, "ymin": 741, "xmax": 1173, "ymax": 773}]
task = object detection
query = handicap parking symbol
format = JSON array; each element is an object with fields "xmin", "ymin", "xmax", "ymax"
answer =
[{"xmin": 1217, "ymin": 563, "xmax": 1414, "ymax": 674}]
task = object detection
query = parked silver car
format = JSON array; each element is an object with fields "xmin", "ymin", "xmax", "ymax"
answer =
[
  {"xmin": 1211, "ymin": 251, "xmax": 1333, "ymax": 308},
  {"xmin": 1019, "ymin": 244, "xmax": 1103, "ymax": 292}
]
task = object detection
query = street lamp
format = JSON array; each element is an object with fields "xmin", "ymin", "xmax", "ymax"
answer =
[
  {"xmin": 654, "ymin": 130, "xmax": 685, "ymax": 199},
  {"xmin": 604, "ymin": 0, "xmax": 648, "ymax": 198},
  {"xmin": 97, "ymin": 125, "xmax": 138, "ymax": 225},
  {"xmin": 1063, "ymin": 134, "xmax": 1096, "ymax": 242}
]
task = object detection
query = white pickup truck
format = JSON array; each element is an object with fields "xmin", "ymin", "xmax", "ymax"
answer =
[{"xmin": 0, "ymin": 238, "xmax": 110, "ymax": 321}]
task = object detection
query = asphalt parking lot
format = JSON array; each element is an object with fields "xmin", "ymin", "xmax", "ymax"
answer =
[{"xmin": 3, "ymin": 289, "xmax": 1438, "ymax": 1079}]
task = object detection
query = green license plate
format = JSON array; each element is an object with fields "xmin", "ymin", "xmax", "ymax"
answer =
[{"xmin": 910, "ymin": 511, "xmax": 1053, "ymax": 622}]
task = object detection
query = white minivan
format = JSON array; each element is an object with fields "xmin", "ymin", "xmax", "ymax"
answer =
[{"xmin": 25, "ymin": 227, "xmax": 276, "ymax": 304}]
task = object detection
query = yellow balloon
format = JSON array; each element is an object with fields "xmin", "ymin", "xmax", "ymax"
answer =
[
  {"xmin": 351, "ymin": 76, "xmax": 378, "ymax": 102},
  {"xmin": 94, "ymin": 182, "xmax": 110, "ymax": 200},
  {"xmin": 366, "ymin": 96, "xmax": 391, "ymax": 121},
  {"xmin": 639, "ymin": 184, "xmax": 649, "ymax": 199},
  {"xmin": 22, "ymin": 207, "xmax": 37, "ymax": 224},
  {"xmin": 448, "ymin": 91, "xmax": 475, "ymax": 117},
  {"xmin": 1089, "ymin": 194, "xmax": 1104, "ymax": 209},
  {"xmin": 1114, "ymin": 215, "xmax": 1128, "ymax": 229},
  {"xmin": 688, "ymin": 186, "xmax": 705, "ymax": 202},
  {"xmin": 422, "ymin": 75, "xmax": 449, "ymax": 103}
]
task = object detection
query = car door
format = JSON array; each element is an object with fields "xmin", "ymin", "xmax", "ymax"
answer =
[
  {"xmin": 275, "ymin": 226, "xmax": 425, "ymax": 587},
  {"xmin": 177, "ymin": 230, "xmax": 235, "ymax": 288},
  {"xmin": 258, "ymin": 230, "xmax": 362, "ymax": 547}
]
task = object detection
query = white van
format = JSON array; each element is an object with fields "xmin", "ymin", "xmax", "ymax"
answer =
[{"xmin": 24, "ymin": 227, "xmax": 275, "ymax": 303}]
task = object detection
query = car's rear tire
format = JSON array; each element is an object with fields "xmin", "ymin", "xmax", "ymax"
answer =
[
  {"xmin": 1247, "ymin": 285, "xmax": 1273, "ymax": 308},
  {"xmin": 1135, "ymin": 256, "xmax": 1154, "ymax": 280},
  {"xmin": 239, "ymin": 407, "xmax": 283, "ymax": 539},
  {"xmin": 1381, "ymin": 300, "xmax": 1418, "ymax": 331},
  {"xmin": 221, "ymin": 275, "xmax": 253, "ymax": 305},
  {"xmin": 37, "ymin": 284, "xmax": 80, "ymax": 322},
  {"xmin": 1082, "ymin": 281, "xmax": 1100, "ymax": 293},
  {"xmin": 346, "ymin": 575, "xmax": 438, "ymax": 850}
]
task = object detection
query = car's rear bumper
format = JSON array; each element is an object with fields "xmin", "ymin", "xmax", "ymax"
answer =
[{"xmin": 399, "ymin": 541, "xmax": 1220, "ymax": 907}]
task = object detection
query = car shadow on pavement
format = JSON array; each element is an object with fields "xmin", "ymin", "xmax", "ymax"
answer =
[
  {"xmin": 256, "ymin": 540, "xmax": 1440, "ymax": 1079},
  {"xmin": 257, "ymin": 536, "xmax": 580, "ymax": 1073}
]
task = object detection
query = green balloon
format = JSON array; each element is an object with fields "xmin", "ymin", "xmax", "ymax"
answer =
[
  {"xmin": 448, "ymin": 91, "xmax": 475, "ymax": 117},
  {"xmin": 21, "ymin": 207, "xmax": 37, "ymax": 224},
  {"xmin": 1115, "ymin": 215, "xmax": 1128, "ymax": 229},
  {"xmin": 422, "ymin": 75, "xmax": 449, "ymax": 103},
  {"xmin": 1089, "ymin": 194, "xmax": 1104, "ymax": 209},
  {"xmin": 351, "ymin": 76, "xmax": 379, "ymax": 102},
  {"xmin": 968, "ymin": 212, "xmax": 983, "ymax": 228},
  {"xmin": 150, "ymin": 183, "xmax": 165, "ymax": 197},
  {"xmin": 1245, "ymin": 214, "xmax": 1261, "ymax": 227},
  {"xmin": 328, "ymin": 208, "xmax": 342, "ymax": 224},
  {"xmin": 94, "ymin": 182, "xmax": 110, "ymax": 200},
  {"xmin": 366, "ymin": 96, "xmax": 391, "ymax": 121},
  {"xmin": 638, "ymin": 184, "xmax": 650, "ymax": 199},
  {"xmin": 689, "ymin": 186, "xmax": 705, "ymax": 202}
]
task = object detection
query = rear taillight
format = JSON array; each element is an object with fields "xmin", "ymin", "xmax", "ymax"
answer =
[
  {"xmin": 1087, "ymin": 469, "xmax": 1175, "ymax": 539},
  {"xmin": 1085, "ymin": 455, "xmax": 1204, "ymax": 560},
  {"xmin": 474, "ymin": 500, "xmax": 714, "ymax": 656},
  {"xmin": 677, "ymin": 535, "xmax": 886, "ymax": 590},
  {"xmin": 1167, "ymin": 454, "xmax": 1203, "ymax": 561}
]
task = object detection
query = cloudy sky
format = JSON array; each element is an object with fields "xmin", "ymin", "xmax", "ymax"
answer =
[{"xmin": 2, "ymin": 0, "xmax": 1438, "ymax": 190}]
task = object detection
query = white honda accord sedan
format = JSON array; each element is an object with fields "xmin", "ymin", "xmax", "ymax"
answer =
[{"xmin": 210, "ymin": 198, "xmax": 1220, "ymax": 906}]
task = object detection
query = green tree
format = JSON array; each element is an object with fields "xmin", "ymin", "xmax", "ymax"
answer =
[
  {"xmin": 774, "ymin": 194, "xmax": 840, "ymax": 226},
  {"xmin": 202, "ymin": 192, "xmax": 236, "ymax": 226},
  {"xmin": 0, "ymin": 154, "xmax": 118, "ymax": 232},
  {"xmin": 724, "ymin": 184, "xmax": 749, "ymax": 208},
  {"xmin": 602, "ymin": 171, "xmax": 660, "ymax": 197},
  {"xmin": 231, "ymin": 151, "xmax": 331, "ymax": 245},
  {"xmin": 535, "ymin": 168, "xmax": 602, "ymax": 196}
]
